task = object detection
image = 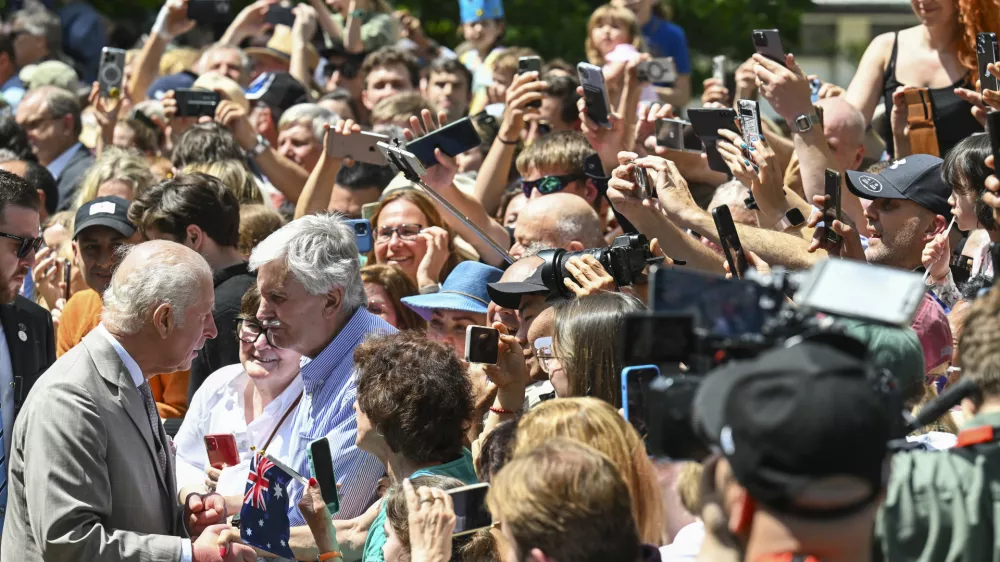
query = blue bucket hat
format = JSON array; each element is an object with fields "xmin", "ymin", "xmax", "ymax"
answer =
[
  {"xmin": 147, "ymin": 71, "xmax": 198, "ymax": 101},
  {"xmin": 401, "ymin": 261, "xmax": 504, "ymax": 321},
  {"xmin": 460, "ymin": 0, "xmax": 504, "ymax": 24}
]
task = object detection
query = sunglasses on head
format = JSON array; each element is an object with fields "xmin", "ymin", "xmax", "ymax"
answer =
[
  {"xmin": 521, "ymin": 174, "xmax": 586, "ymax": 198},
  {"xmin": 0, "ymin": 231, "xmax": 43, "ymax": 259}
]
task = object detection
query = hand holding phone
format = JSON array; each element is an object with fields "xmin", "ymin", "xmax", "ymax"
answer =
[
  {"xmin": 62, "ymin": 258, "xmax": 72, "ymax": 301},
  {"xmin": 712, "ymin": 205, "xmax": 749, "ymax": 279},
  {"xmin": 465, "ymin": 325, "xmax": 500, "ymax": 364},
  {"xmin": 752, "ymin": 29, "xmax": 786, "ymax": 67},
  {"xmin": 174, "ymin": 89, "xmax": 220, "ymax": 118},
  {"xmin": 407, "ymin": 117, "xmax": 482, "ymax": 168},
  {"xmin": 823, "ymin": 169, "xmax": 843, "ymax": 244},
  {"xmin": 518, "ymin": 56, "xmax": 543, "ymax": 109},
  {"xmin": 978, "ymin": 33, "xmax": 1000, "ymax": 93},
  {"xmin": 98, "ymin": 47, "xmax": 126, "ymax": 99},
  {"xmin": 577, "ymin": 62, "xmax": 612, "ymax": 128},
  {"xmin": 204, "ymin": 434, "xmax": 239, "ymax": 469},
  {"xmin": 307, "ymin": 437, "xmax": 340, "ymax": 515},
  {"xmin": 448, "ymin": 483, "xmax": 492, "ymax": 536}
]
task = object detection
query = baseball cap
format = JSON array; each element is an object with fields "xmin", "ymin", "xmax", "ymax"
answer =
[
  {"xmin": 245, "ymin": 72, "xmax": 308, "ymax": 119},
  {"xmin": 487, "ymin": 265, "xmax": 549, "ymax": 309},
  {"xmin": 846, "ymin": 155, "xmax": 951, "ymax": 217},
  {"xmin": 841, "ymin": 319, "xmax": 924, "ymax": 405},
  {"xmin": 693, "ymin": 341, "xmax": 894, "ymax": 517},
  {"xmin": 147, "ymin": 71, "xmax": 198, "ymax": 101},
  {"xmin": 73, "ymin": 196, "xmax": 135, "ymax": 240},
  {"xmin": 910, "ymin": 293, "xmax": 953, "ymax": 375},
  {"xmin": 401, "ymin": 261, "xmax": 503, "ymax": 321},
  {"xmin": 19, "ymin": 60, "xmax": 80, "ymax": 92}
]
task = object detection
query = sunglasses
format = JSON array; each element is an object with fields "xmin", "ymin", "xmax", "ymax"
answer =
[
  {"xmin": 521, "ymin": 174, "xmax": 586, "ymax": 198},
  {"xmin": 0, "ymin": 231, "xmax": 43, "ymax": 259}
]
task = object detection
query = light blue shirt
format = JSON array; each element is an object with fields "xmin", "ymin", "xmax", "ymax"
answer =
[
  {"xmin": 95, "ymin": 325, "xmax": 193, "ymax": 562},
  {"xmin": 1, "ymin": 75, "xmax": 25, "ymax": 110},
  {"xmin": 284, "ymin": 307, "xmax": 395, "ymax": 526},
  {"xmin": 0, "ymin": 323, "xmax": 13, "ymax": 467},
  {"xmin": 45, "ymin": 143, "xmax": 84, "ymax": 181}
]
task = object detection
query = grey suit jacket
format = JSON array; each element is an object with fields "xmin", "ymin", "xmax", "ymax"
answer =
[
  {"xmin": 1, "ymin": 330, "xmax": 187, "ymax": 561},
  {"xmin": 53, "ymin": 145, "xmax": 95, "ymax": 212}
]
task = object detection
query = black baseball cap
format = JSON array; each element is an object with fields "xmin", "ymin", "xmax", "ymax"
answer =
[
  {"xmin": 487, "ymin": 265, "xmax": 550, "ymax": 309},
  {"xmin": 73, "ymin": 196, "xmax": 135, "ymax": 240},
  {"xmin": 846, "ymin": 155, "xmax": 951, "ymax": 217},
  {"xmin": 693, "ymin": 341, "xmax": 893, "ymax": 517},
  {"xmin": 245, "ymin": 72, "xmax": 308, "ymax": 119}
]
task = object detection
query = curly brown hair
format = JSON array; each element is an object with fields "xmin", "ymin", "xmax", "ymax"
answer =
[
  {"xmin": 354, "ymin": 332, "xmax": 473, "ymax": 464},
  {"xmin": 955, "ymin": 0, "xmax": 1000, "ymax": 75}
]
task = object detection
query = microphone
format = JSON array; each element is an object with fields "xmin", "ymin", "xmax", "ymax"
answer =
[{"xmin": 907, "ymin": 377, "xmax": 980, "ymax": 433}]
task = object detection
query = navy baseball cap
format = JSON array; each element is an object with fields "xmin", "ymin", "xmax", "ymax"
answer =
[
  {"xmin": 74, "ymin": 196, "xmax": 135, "ymax": 239},
  {"xmin": 846, "ymin": 155, "xmax": 951, "ymax": 217},
  {"xmin": 147, "ymin": 71, "xmax": 198, "ymax": 101}
]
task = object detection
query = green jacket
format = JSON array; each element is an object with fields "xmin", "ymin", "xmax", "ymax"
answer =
[{"xmin": 877, "ymin": 411, "xmax": 1000, "ymax": 562}]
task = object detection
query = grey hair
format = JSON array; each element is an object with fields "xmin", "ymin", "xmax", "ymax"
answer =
[
  {"xmin": 14, "ymin": 8, "xmax": 61, "ymax": 54},
  {"xmin": 0, "ymin": 149, "xmax": 20, "ymax": 163},
  {"xmin": 196, "ymin": 43, "xmax": 251, "ymax": 80},
  {"xmin": 278, "ymin": 104, "xmax": 339, "ymax": 143},
  {"xmin": 101, "ymin": 242, "xmax": 211, "ymax": 336},
  {"xmin": 34, "ymin": 86, "xmax": 81, "ymax": 136},
  {"xmin": 523, "ymin": 242, "xmax": 552, "ymax": 258},
  {"xmin": 248, "ymin": 213, "xmax": 366, "ymax": 312},
  {"xmin": 554, "ymin": 212, "xmax": 604, "ymax": 249}
]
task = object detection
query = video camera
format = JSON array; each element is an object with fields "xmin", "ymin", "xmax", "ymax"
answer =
[
  {"xmin": 621, "ymin": 260, "xmax": 929, "ymax": 461},
  {"xmin": 536, "ymin": 233, "xmax": 663, "ymax": 298}
]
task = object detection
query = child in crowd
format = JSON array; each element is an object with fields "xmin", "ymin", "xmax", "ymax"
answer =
[
  {"xmin": 585, "ymin": 4, "xmax": 657, "ymax": 106},
  {"xmin": 457, "ymin": 0, "xmax": 506, "ymax": 114}
]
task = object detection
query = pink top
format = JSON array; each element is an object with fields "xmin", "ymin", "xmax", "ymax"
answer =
[{"xmin": 602, "ymin": 43, "xmax": 659, "ymax": 105}]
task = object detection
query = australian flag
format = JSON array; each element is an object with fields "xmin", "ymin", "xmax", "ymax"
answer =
[{"xmin": 240, "ymin": 452, "xmax": 295, "ymax": 558}]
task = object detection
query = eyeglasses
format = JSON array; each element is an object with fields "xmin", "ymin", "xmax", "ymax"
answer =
[
  {"xmin": 237, "ymin": 319, "xmax": 276, "ymax": 347},
  {"xmin": 521, "ymin": 174, "xmax": 586, "ymax": 198},
  {"xmin": 0, "ymin": 231, "xmax": 43, "ymax": 259},
  {"xmin": 376, "ymin": 224, "xmax": 423, "ymax": 242}
]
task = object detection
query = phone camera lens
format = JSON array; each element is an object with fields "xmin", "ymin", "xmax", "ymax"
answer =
[{"xmin": 354, "ymin": 223, "xmax": 367, "ymax": 234}]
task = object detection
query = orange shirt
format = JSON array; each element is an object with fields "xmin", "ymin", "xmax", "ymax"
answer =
[{"xmin": 56, "ymin": 288, "xmax": 189, "ymax": 418}]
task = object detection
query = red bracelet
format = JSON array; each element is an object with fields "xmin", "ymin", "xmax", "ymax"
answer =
[{"xmin": 490, "ymin": 406, "xmax": 521, "ymax": 415}]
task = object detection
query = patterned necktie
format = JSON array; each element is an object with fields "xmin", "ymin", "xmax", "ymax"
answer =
[{"xmin": 138, "ymin": 380, "xmax": 167, "ymax": 475}]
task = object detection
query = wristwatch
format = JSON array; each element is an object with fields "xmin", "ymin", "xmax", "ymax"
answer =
[
  {"xmin": 349, "ymin": 9, "xmax": 367, "ymax": 18},
  {"xmin": 249, "ymin": 134, "xmax": 270, "ymax": 158},
  {"xmin": 794, "ymin": 111, "xmax": 820, "ymax": 133},
  {"xmin": 773, "ymin": 207, "xmax": 806, "ymax": 231}
]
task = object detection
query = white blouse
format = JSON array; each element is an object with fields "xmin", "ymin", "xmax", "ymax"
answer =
[{"xmin": 174, "ymin": 363, "xmax": 304, "ymax": 496}]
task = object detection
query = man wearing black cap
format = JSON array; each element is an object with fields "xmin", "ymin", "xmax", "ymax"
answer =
[
  {"xmin": 487, "ymin": 255, "xmax": 552, "ymax": 381},
  {"xmin": 693, "ymin": 341, "xmax": 894, "ymax": 562},
  {"xmin": 846, "ymin": 155, "xmax": 952, "ymax": 271}
]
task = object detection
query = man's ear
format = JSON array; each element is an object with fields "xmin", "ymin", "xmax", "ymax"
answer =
[
  {"xmin": 323, "ymin": 287, "xmax": 344, "ymax": 319},
  {"xmin": 151, "ymin": 302, "xmax": 174, "ymax": 338},
  {"xmin": 584, "ymin": 179, "xmax": 600, "ymax": 207},
  {"xmin": 361, "ymin": 89, "xmax": 374, "ymax": 111},
  {"xmin": 927, "ymin": 214, "xmax": 948, "ymax": 241},
  {"xmin": 527, "ymin": 549, "xmax": 556, "ymax": 562},
  {"xmin": 186, "ymin": 224, "xmax": 204, "ymax": 252},
  {"xmin": 566, "ymin": 241, "xmax": 585, "ymax": 252}
]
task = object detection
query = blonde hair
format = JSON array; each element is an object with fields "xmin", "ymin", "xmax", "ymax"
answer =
[
  {"xmin": 160, "ymin": 47, "xmax": 201, "ymax": 76},
  {"xmin": 585, "ymin": 4, "xmax": 642, "ymax": 65},
  {"xmin": 73, "ymin": 148, "xmax": 154, "ymax": 212},
  {"xmin": 513, "ymin": 397, "xmax": 666, "ymax": 544},
  {"xmin": 238, "ymin": 204, "xmax": 285, "ymax": 258},
  {"xmin": 182, "ymin": 159, "xmax": 263, "ymax": 205}
]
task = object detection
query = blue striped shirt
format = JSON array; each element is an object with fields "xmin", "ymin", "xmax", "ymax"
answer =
[{"xmin": 285, "ymin": 307, "xmax": 395, "ymax": 525}]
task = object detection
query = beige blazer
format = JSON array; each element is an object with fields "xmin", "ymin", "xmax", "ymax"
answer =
[{"xmin": 1, "ymin": 330, "xmax": 188, "ymax": 561}]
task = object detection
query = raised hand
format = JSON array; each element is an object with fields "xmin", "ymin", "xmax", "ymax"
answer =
[
  {"xmin": 32, "ymin": 247, "xmax": 65, "ymax": 308},
  {"xmin": 752, "ymin": 53, "xmax": 813, "ymax": 124},
  {"xmin": 403, "ymin": 479, "xmax": 456, "ymax": 562},
  {"xmin": 563, "ymin": 254, "xmax": 616, "ymax": 296},
  {"xmin": 405, "ymin": 109, "xmax": 459, "ymax": 190},
  {"xmin": 499, "ymin": 71, "xmax": 547, "ymax": 143},
  {"xmin": 152, "ymin": 0, "xmax": 195, "ymax": 40},
  {"xmin": 805, "ymin": 194, "xmax": 865, "ymax": 260},
  {"xmin": 481, "ymin": 322, "xmax": 528, "ymax": 391},
  {"xmin": 921, "ymin": 231, "xmax": 951, "ymax": 283},
  {"xmin": 415, "ymin": 226, "xmax": 450, "ymax": 288}
]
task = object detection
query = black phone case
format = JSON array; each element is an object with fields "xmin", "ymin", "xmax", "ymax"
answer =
[
  {"xmin": 174, "ymin": 90, "xmax": 220, "ymax": 117},
  {"xmin": 187, "ymin": 0, "xmax": 231, "ymax": 23},
  {"xmin": 689, "ymin": 108, "xmax": 739, "ymax": 174},
  {"xmin": 583, "ymin": 86, "xmax": 610, "ymax": 127},
  {"xmin": 823, "ymin": 169, "xmax": 843, "ymax": 244},
  {"xmin": 988, "ymin": 111, "xmax": 1000, "ymax": 182},
  {"xmin": 712, "ymin": 205, "xmax": 748, "ymax": 278},
  {"xmin": 978, "ymin": 33, "xmax": 999, "ymax": 93},
  {"xmin": 407, "ymin": 118, "xmax": 482, "ymax": 168},
  {"xmin": 519, "ymin": 58, "xmax": 542, "ymax": 108}
]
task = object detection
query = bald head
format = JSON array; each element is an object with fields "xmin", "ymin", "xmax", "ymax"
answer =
[
  {"xmin": 501, "ymin": 255, "xmax": 544, "ymax": 283},
  {"xmin": 511, "ymin": 194, "xmax": 605, "ymax": 259},
  {"xmin": 709, "ymin": 180, "xmax": 757, "ymax": 226},
  {"xmin": 817, "ymin": 98, "xmax": 866, "ymax": 171}
]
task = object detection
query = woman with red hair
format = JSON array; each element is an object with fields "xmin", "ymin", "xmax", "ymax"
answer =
[{"xmin": 845, "ymin": 0, "xmax": 999, "ymax": 158}]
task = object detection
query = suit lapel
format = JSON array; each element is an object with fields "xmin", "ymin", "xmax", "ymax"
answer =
[
  {"xmin": 0, "ymin": 303, "xmax": 25, "ymax": 377},
  {"xmin": 83, "ymin": 331, "xmax": 173, "ymax": 500}
]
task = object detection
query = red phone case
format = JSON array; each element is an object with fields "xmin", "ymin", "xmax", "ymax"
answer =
[{"xmin": 204, "ymin": 434, "xmax": 239, "ymax": 469}]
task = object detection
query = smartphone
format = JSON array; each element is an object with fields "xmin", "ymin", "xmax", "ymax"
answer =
[
  {"xmin": 621, "ymin": 365, "xmax": 661, "ymax": 440},
  {"xmin": 712, "ymin": 55, "xmax": 727, "ymax": 84},
  {"xmin": 655, "ymin": 119, "xmax": 704, "ymax": 153},
  {"xmin": 265, "ymin": 4, "xmax": 296, "ymax": 27},
  {"xmin": 632, "ymin": 160, "xmax": 653, "ymax": 199},
  {"xmin": 186, "ymin": 0, "xmax": 232, "ymax": 23},
  {"xmin": 823, "ymin": 168, "xmax": 843, "ymax": 244},
  {"xmin": 752, "ymin": 29, "xmax": 786, "ymax": 66},
  {"xmin": 204, "ymin": 434, "xmax": 240, "ymax": 469},
  {"xmin": 794, "ymin": 260, "xmax": 927, "ymax": 326},
  {"xmin": 988, "ymin": 111, "xmax": 1000, "ymax": 180},
  {"xmin": 577, "ymin": 62, "xmax": 612, "ymax": 128},
  {"xmin": 449, "ymin": 483, "xmax": 492, "ymax": 536},
  {"xmin": 329, "ymin": 131, "xmax": 391, "ymax": 166},
  {"xmin": 737, "ymin": 99, "xmax": 762, "ymax": 145},
  {"xmin": 978, "ymin": 33, "xmax": 999, "ymax": 93},
  {"xmin": 377, "ymin": 142, "xmax": 427, "ymax": 177},
  {"xmin": 98, "ymin": 47, "xmax": 126, "ymax": 99},
  {"xmin": 465, "ymin": 325, "xmax": 500, "ymax": 364},
  {"xmin": 361, "ymin": 202, "xmax": 379, "ymax": 221},
  {"xmin": 518, "ymin": 56, "xmax": 543, "ymax": 109},
  {"xmin": 688, "ymin": 107, "xmax": 740, "ymax": 174},
  {"xmin": 637, "ymin": 57, "xmax": 677, "ymax": 84},
  {"xmin": 649, "ymin": 266, "xmax": 771, "ymax": 338},
  {"xmin": 406, "ymin": 117, "xmax": 482, "ymax": 168},
  {"xmin": 712, "ymin": 205, "xmax": 749, "ymax": 279},
  {"xmin": 307, "ymin": 437, "xmax": 340, "ymax": 515},
  {"xmin": 344, "ymin": 218, "xmax": 373, "ymax": 254},
  {"xmin": 619, "ymin": 314, "xmax": 694, "ymax": 366},
  {"xmin": 809, "ymin": 77, "xmax": 822, "ymax": 103},
  {"xmin": 174, "ymin": 89, "xmax": 220, "ymax": 118},
  {"xmin": 62, "ymin": 258, "xmax": 71, "ymax": 301}
]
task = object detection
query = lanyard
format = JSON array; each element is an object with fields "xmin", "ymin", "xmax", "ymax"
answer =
[{"xmin": 257, "ymin": 391, "xmax": 303, "ymax": 453}]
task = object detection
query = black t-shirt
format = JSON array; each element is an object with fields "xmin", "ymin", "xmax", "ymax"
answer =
[{"xmin": 187, "ymin": 262, "xmax": 257, "ymax": 402}]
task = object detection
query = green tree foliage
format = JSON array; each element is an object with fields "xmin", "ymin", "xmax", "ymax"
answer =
[{"xmin": 671, "ymin": 0, "xmax": 813, "ymax": 62}]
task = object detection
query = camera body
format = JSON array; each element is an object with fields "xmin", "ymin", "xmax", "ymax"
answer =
[
  {"xmin": 536, "ymin": 233, "xmax": 659, "ymax": 298},
  {"xmin": 636, "ymin": 58, "xmax": 677, "ymax": 84}
]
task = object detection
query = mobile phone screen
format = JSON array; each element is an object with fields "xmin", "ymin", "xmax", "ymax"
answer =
[
  {"xmin": 650, "ymin": 268, "xmax": 769, "ymax": 338},
  {"xmin": 621, "ymin": 365, "xmax": 661, "ymax": 440},
  {"xmin": 619, "ymin": 314, "xmax": 694, "ymax": 366},
  {"xmin": 465, "ymin": 326, "xmax": 499, "ymax": 364},
  {"xmin": 450, "ymin": 483, "xmax": 492, "ymax": 535}
]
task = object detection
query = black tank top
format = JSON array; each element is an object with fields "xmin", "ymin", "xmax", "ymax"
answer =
[{"xmin": 879, "ymin": 32, "xmax": 983, "ymax": 158}]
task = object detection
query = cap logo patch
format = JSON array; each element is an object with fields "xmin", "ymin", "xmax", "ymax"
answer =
[
  {"xmin": 889, "ymin": 158, "xmax": 907, "ymax": 170},
  {"xmin": 720, "ymin": 426, "xmax": 735, "ymax": 455},
  {"xmin": 90, "ymin": 201, "xmax": 116, "ymax": 215},
  {"xmin": 858, "ymin": 175, "xmax": 883, "ymax": 193}
]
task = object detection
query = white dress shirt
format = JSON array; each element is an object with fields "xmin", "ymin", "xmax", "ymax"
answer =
[
  {"xmin": 174, "ymin": 363, "xmax": 304, "ymax": 497},
  {"xmin": 0, "ymin": 323, "xmax": 13, "ymax": 465},
  {"xmin": 45, "ymin": 142, "xmax": 83, "ymax": 180},
  {"xmin": 95, "ymin": 325, "xmax": 193, "ymax": 562}
]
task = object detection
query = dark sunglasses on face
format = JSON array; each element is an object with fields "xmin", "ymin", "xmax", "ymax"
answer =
[
  {"xmin": 0, "ymin": 231, "xmax": 43, "ymax": 259},
  {"xmin": 521, "ymin": 174, "xmax": 587, "ymax": 198}
]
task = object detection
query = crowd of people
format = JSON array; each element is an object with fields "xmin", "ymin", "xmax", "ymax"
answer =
[{"xmin": 0, "ymin": 0, "xmax": 1000, "ymax": 560}]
